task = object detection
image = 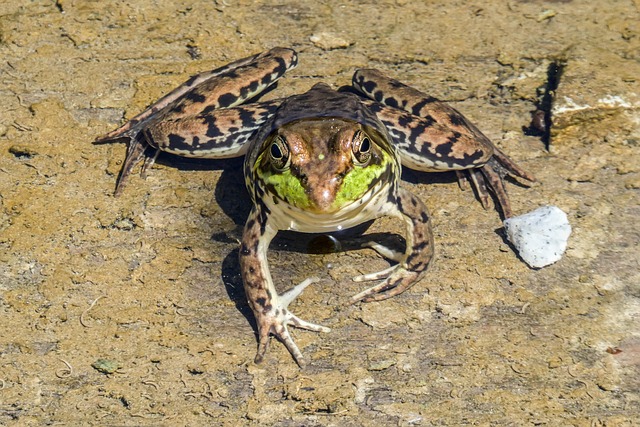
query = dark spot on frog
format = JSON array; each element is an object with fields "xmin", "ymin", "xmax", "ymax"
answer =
[
  {"xmin": 168, "ymin": 134, "xmax": 187, "ymax": 146},
  {"xmin": 410, "ymin": 97, "xmax": 437, "ymax": 116},
  {"xmin": 447, "ymin": 113, "xmax": 466, "ymax": 127},
  {"xmin": 218, "ymin": 92, "xmax": 239, "ymax": 108},
  {"xmin": 185, "ymin": 91, "xmax": 206, "ymax": 104},
  {"xmin": 384, "ymin": 96, "xmax": 399, "ymax": 108},
  {"xmin": 240, "ymin": 243, "xmax": 251, "ymax": 256},
  {"xmin": 202, "ymin": 115, "xmax": 224, "ymax": 138}
]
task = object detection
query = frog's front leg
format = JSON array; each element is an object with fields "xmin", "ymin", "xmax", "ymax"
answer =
[
  {"xmin": 350, "ymin": 187, "xmax": 434, "ymax": 303},
  {"xmin": 239, "ymin": 206, "xmax": 330, "ymax": 366}
]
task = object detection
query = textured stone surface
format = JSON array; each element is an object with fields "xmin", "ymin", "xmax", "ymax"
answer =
[{"xmin": 1, "ymin": 1, "xmax": 638, "ymax": 425}]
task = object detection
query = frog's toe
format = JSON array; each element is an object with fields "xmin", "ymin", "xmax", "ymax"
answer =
[
  {"xmin": 280, "ymin": 277, "xmax": 319, "ymax": 307},
  {"xmin": 255, "ymin": 309, "xmax": 330, "ymax": 367},
  {"xmin": 467, "ymin": 168, "xmax": 491, "ymax": 210},
  {"xmin": 352, "ymin": 264, "xmax": 398, "ymax": 282},
  {"xmin": 350, "ymin": 267, "xmax": 420, "ymax": 303},
  {"xmin": 479, "ymin": 162, "xmax": 512, "ymax": 218},
  {"xmin": 255, "ymin": 278, "xmax": 330, "ymax": 366}
]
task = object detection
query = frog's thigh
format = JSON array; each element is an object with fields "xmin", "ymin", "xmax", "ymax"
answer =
[
  {"xmin": 146, "ymin": 101, "xmax": 280, "ymax": 159},
  {"xmin": 371, "ymin": 104, "xmax": 494, "ymax": 172}
]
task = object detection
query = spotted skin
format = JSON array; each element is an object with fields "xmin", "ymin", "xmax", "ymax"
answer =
[
  {"xmin": 95, "ymin": 47, "xmax": 298, "ymax": 195},
  {"xmin": 353, "ymin": 69, "xmax": 535, "ymax": 218},
  {"xmin": 96, "ymin": 47, "xmax": 534, "ymax": 366}
]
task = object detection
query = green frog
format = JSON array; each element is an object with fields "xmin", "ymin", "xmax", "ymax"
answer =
[{"xmin": 96, "ymin": 47, "xmax": 534, "ymax": 366}]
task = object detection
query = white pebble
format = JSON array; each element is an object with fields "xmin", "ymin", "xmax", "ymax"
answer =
[{"xmin": 503, "ymin": 206, "xmax": 572, "ymax": 268}]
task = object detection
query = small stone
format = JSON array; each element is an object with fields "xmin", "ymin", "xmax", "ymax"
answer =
[
  {"xmin": 504, "ymin": 206, "xmax": 572, "ymax": 268},
  {"xmin": 91, "ymin": 358, "xmax": 120, "ymax": 374},
  {"xmin": 309, "ymin": 32, "xmax": 352, "ymax": 50}
]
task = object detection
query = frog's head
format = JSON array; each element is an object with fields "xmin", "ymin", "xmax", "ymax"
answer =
[{"xmin": 254, "ymin": 118, "xmax": 397, "ymax": 214}]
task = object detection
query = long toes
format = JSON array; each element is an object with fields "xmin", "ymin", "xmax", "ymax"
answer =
[
  {"xmin": 350, "ymin": 269, "xmax": 420, "ymax": 304},
  {"xmin": 280, "ymin": 277, "xmax": 320, "ymax": 308},
  {"xmin": 114, "ymin": 139, "xmax": 148, "ymax": 196},
  {"xmin": 480, "ymin": 164, "xmax": 513, "ymax": 218},
  {"xmin": 275, "ymin": 325, "xmax": 307, "ymax": 367},
  {"xmin": 288, "ymin": 313, "xmax": 331, "ymax": 333},
  {"xmin": 352, "ymin": 264, "xmax": 398, "ymax": 282},
  {"xmin": 467, "ymin": 168, "xmax": 491, "ymax": 210}
]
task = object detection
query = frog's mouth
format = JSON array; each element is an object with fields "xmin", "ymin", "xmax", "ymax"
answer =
[{"xmin": 261, "ymin": 170, "xmax": 396, "ymax": 233}]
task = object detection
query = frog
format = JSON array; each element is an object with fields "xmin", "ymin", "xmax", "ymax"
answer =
[{"xmin": 96, "ymin": 47, "xmax": 534, "ymax": 366}]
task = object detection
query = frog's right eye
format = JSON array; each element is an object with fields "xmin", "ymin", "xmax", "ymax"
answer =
[{"xmin": 269, "ymin": 136, "xmax": 290, "ymax": 170}]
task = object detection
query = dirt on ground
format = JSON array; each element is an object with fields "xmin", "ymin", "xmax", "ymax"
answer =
[{"xmin": 1, "ymin": 0, "xmax": 639, "ymax": 425}]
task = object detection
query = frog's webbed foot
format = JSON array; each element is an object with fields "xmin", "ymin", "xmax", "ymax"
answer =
[
  {"xmin": 350, "ymin": 267, "xmax": 422, "ymax": 303},
  {"xmin": 461, "ymin": 146, "xmax": 536, "ymax": 218},
  {"xmin": 350, "ymin": 188, "xmax": 435, "ymax": 303},
  {"xmin": 255, "ymin": 278, "xmax": 331, "ymax": 367},
  {"xmin": 107, "ymin": 133, "xmax": 160, "ymax": 197}
]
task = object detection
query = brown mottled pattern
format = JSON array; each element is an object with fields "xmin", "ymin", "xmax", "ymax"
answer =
[
  {"xmin": 362, "ymin": 100, "xmax": 493, "ymax": 170},
  {"xmin": 352, "ymin": 68, "xmax": 535, "ymax": 218},
  {"xmin": 145, "ymin": 100, "xmax": 282, "ymax": 158},
  {"xmin": 354, "ymin": 69, "xmax": 488, "ymax": 140},
  {"xmin": 96, "ymin": 48, "xmax": 296, "ymax": 142}
]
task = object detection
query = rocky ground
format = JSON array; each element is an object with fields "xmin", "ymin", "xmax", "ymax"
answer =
[{"xmin": 1, "ymin": 0, "xmax": 638, "ymax": 425}]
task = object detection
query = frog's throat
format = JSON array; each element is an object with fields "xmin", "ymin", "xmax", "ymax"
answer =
[{"xmin": 255, "ymin": 150, "xmax": 395, "ymax": 214}]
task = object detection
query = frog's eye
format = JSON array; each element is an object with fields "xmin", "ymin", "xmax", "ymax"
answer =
[
  {"xmin": 352, "ymin": 131, "xmax": 372, "ymax": 165},
  {"xmin": 269, "ymin": 136, "xmax": 290, "ymax": 170}
]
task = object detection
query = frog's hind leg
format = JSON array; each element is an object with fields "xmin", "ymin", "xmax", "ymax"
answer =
[
  {"xmin": 240, "ymin": 209, "xmax": 330, "ymax": 367},
  {"xmin": 96, "ymin": 47, "xmax": 297, "ymax": 195},
  {"xmin": 95, "ymin": 47, "xmax": 297, "ymax": 143},
  {"xmin": 352, "ymin": 68, "xmax": 535, "ymax": 218}
]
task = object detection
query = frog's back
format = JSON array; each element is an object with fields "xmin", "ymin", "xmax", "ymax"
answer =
[{"xmin": 246, "ymin": 83, "xmax": 390, "ymax": 162}]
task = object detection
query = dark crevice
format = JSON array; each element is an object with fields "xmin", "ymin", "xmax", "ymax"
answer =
[{"xmin": 524, "ymin": 59, "xmax": 566, "ymax": 149}]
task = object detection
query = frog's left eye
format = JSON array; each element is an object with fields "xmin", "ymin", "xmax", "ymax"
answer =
[
  {"xmin": 269, "ymin": 136, "xmax": 290, "ymax": 170},
  {"xmin": 352, "ymin": 131, "xmax": 372, "ymax": 166}
]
